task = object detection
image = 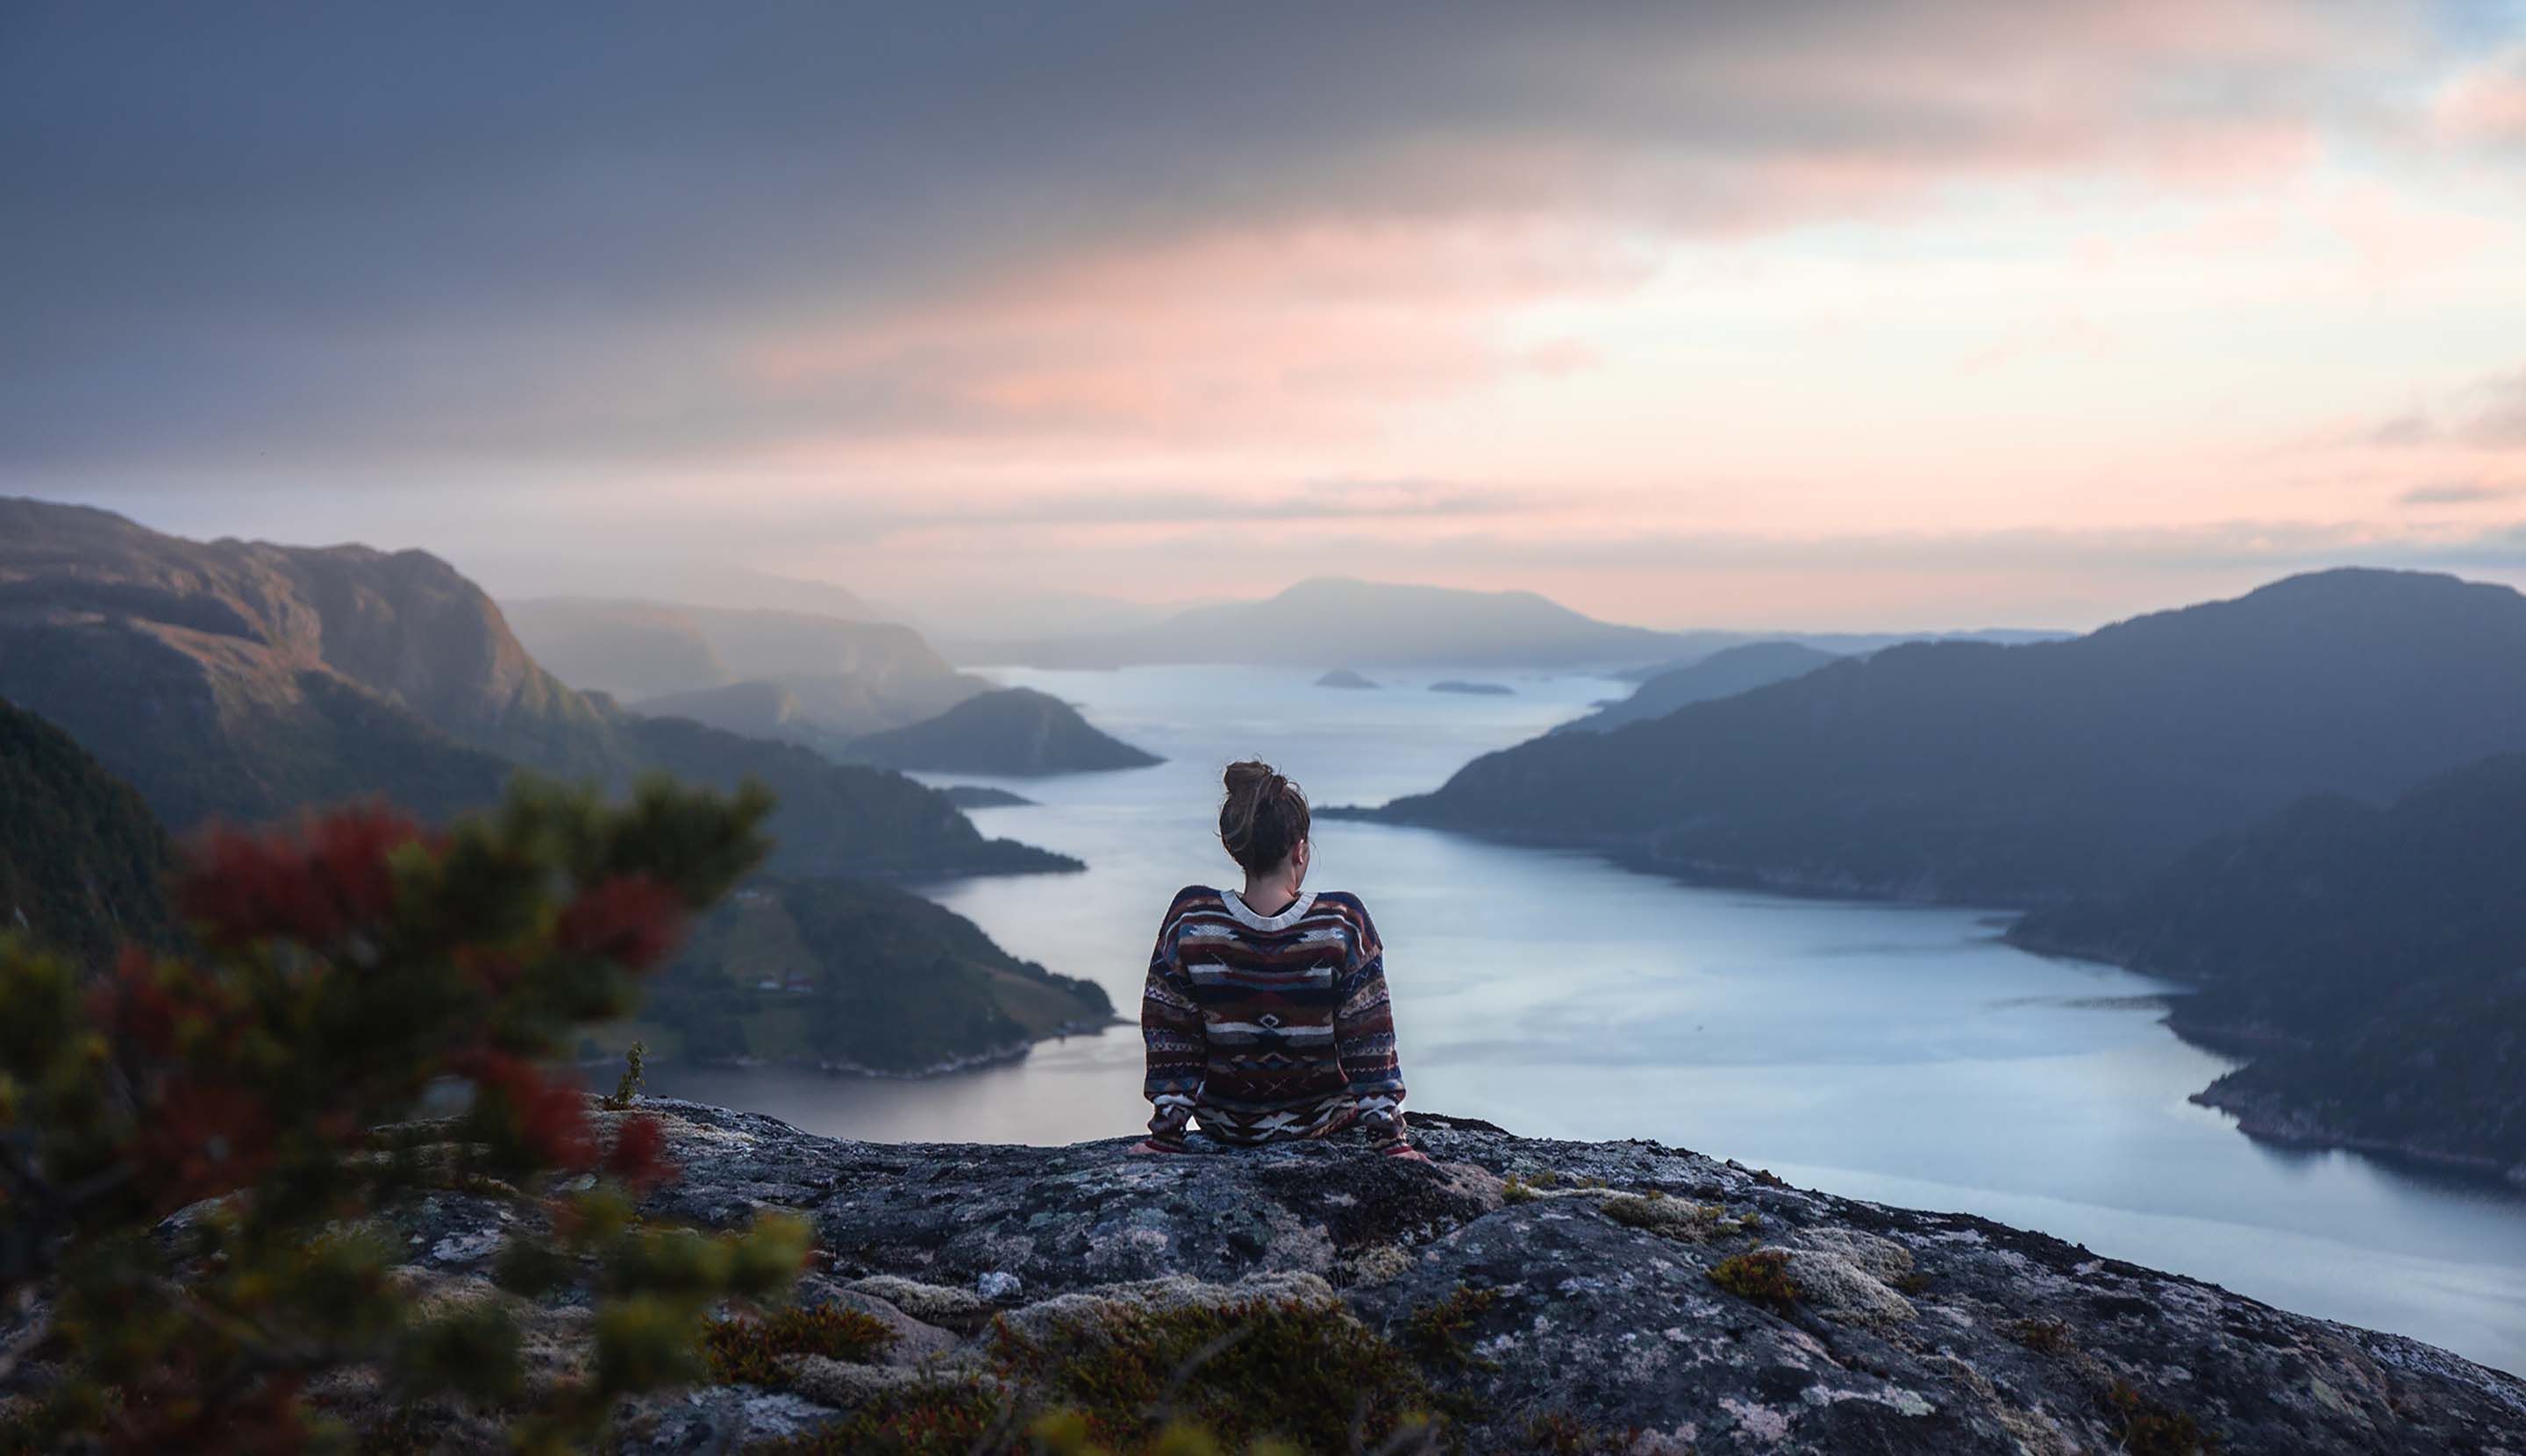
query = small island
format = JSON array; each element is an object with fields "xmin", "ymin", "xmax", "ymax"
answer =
[
  {"xmin": 939, "ymin": 784, "xmax": 1036, "ymax": 809},
  {"xmin": 1315, "ymin": 667, "xmax": 1381, "ymax": 689},
  {"xmin": 1428, "ymin": 679, "xmax": 1515, "ymax": 696},
  {"xmin": 846, "ymin": 687, "xmax": 1162, "ymax": 776}
]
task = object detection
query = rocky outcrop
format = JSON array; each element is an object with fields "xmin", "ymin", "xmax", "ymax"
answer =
[{"xmin": 365, "ymin": 1101, "xmax": 2526, "ymax": 1453}]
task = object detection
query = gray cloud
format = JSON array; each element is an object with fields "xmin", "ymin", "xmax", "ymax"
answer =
[
  {"xmin": 2369, "ymin": 367, "xmax": 2526, "ymax": 453},
  {"xmin": 1347, "ymin": 518, "xmax": 2526, "ymax": 575},
  {"xmin": 2466, "ymin": 369, "xmax": 2526, "ymax": 448},
  {"xmin": 1, "ymin": 1, "xmax": 2414, "ymax": 476},
  {"xmin": 2401, "ymin": 482, "xmax": 2522, "ymax": 505},
  {"xmin": 2370, "ymin": 414, "xmax": 2435, "ymax": 446}
]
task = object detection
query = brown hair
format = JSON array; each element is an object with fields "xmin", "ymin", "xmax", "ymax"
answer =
[{"xmin": 1219, "ymin": 760, "xmax": 1309, "ymax": 874}]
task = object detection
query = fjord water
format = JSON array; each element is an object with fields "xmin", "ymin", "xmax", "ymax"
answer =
[{"xmin": 650, "ymin": 664, "xmax": 2526, "ymax": 1376}]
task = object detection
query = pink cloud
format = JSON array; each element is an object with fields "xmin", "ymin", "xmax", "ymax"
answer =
[
  {"xmin": 2432, "ymin": 44, "xmax": 2526, "ymax": 147},
  {"xmin": 734, "ymin": 222, "xmax": 1645, "ymax": 452}
]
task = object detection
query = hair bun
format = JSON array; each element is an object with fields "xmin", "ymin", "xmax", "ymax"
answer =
[{"xmin": 1218, "ymin": 760, "xmax": 1310, "ymax": 875}]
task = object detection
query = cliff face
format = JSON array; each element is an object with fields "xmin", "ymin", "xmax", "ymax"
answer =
[
  {"xmin": 0, "ymin": 497, "xmax": 577, "ymax": 825},
  {"xmin": 260, "ymin": 543, "xmax": 623, "ymax": 777},
  {"xmin": 363, "ymin": 1102, "xmax": 2523, "ymax": 1453}
]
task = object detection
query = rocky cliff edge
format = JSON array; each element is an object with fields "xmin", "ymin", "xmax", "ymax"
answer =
[{"xmin": 329, "ymin": 1101, "xmax": 2526, "ymax": 1452}]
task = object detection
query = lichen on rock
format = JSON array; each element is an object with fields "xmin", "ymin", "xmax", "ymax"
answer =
[{"xmin": 192, "ymin": 1098, "xmax": 2526, "ymax": 1453}]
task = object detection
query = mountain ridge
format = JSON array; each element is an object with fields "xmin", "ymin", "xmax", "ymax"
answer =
[
  {"xmin": 953, "ymin": 575, "xmax": 1713, "ymax": 669},
  {"xmin": 0, "ymin": 497, "xmax": 1073, "ymax": 880},
  {"xmin": 1557, "ymin": 640, "xmax": 1841, "ymax": 734},
  {"xmin": 1355, "ymin": 567, "xmax": 2526, "ymax": 905}
]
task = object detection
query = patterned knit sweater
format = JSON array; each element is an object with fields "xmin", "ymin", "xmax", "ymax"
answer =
[{"xmin": 1140, "ymin": 885, "xmax": 1408, "ymax": 1151}]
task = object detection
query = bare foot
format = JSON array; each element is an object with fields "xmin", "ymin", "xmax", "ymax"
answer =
[{"xmin": 1127, "ymin": 1138, "xmax": 1185, "ymax": 1156}]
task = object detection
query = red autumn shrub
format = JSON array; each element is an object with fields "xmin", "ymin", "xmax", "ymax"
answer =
[{"xmin": 0, "ymin": 774, "xmax": 807, "ymax": 1454}]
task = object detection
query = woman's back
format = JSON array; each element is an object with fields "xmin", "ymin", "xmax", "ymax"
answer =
[
  {"xmin": 1142, "ymin": 882, "xmax": 1401, "ymax": 1146},
  {"xmin": 1137, "ymin": 762, "xmax": 1414, "ymax": 1156}
]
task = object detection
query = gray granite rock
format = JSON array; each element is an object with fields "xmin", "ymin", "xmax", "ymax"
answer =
[{"xmin": 619, "ymin": 1099, "xmax": 2526, "ymax": 1454}]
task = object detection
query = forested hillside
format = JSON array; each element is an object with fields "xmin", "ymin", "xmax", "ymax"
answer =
[
  {"xmin": 0, "ymin": 696, "xmax": 179, "ymax": 963},
  {"xmin": 2012, "ymin": 753, "xmax": 2526, "ymax": 1175},
  {"xmin": 1366, "ymin": 570, "xmax": 2526, "ymax": 904}
]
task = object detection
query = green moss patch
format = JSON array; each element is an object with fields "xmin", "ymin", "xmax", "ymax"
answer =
[
  {"xmin": 2102, "ymin": 1380, "xmax": 2216, "ymax": 1456},
  {"xmin": 1521, "ymin": 1411, "xmax": 1639, "ymax": 1455},
  {"xmin": 1707, "ymin": 1251, "xmax": 1801, "ymax": 1315},
  {"xmin": 1402, "ymin": 1286, "xmax": 1499, "ymax": 1368},
  {"xmin": 1602, "ymin": 1193, "xmax": 1738, "ymax": 1241},
  {"xmin": 704, "ymin": 1303, "xmax": 896, "ymax": 1386},
  {"xmin": 2008, "ymin": 1317, "xmax": 2074, "ymax": 1355},
  {"xmin": 990, "ymin": 1296, "xmax": 1445, "ymax": 1453}
]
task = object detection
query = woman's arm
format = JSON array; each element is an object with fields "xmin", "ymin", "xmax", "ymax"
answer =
[
  {"xmin": 1139, "ymin": 901, "xmax": 1205, "ymax": 1153},
  {"xmin": 1332, "ymin": 898, "xmax": 1410, "ymax": 1153}
]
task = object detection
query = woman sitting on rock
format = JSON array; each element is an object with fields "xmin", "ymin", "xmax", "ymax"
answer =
[{"xmin": 1134, "ymin": 760, "xmax": 1424, "ymax": 1160}]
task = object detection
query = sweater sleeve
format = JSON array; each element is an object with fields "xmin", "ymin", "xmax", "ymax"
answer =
[
  {"xmin": 1139, "ymin": 900, "xmax": 1206, "ymax": 1150},
  {"xmin": 1333, "ymin": 898, "xmax": 1409, "ymax": 1148}
]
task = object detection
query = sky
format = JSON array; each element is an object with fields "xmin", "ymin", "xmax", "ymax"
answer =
[{"xmin": 7, "ymin": 1, "xmax": 2526, "ymax": 631}]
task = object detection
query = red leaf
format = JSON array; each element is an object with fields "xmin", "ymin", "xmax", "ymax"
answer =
[
  {"xmin": 139, "ymin": 1078, "xmax": 275, "ymax": 1203},
  {"xmin": 602, "ymin": 1113, "xmax": 676, "ymax": 1189},
  {"xmin": 465, "ymin": 1053, "xmax": 595, "ymax": 1170},
  {"xmin": 180, "ymin": 803, "xmax": 426, "ymax": 948},
  {"xmin": 554, "ymin": 875, "xmax": 687, "ymax": 973}
]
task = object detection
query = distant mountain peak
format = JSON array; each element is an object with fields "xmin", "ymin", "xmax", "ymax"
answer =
[
  {"xmin": 1270, "ymin": 575, "xmax": 1566, "ymax": 610},
  {"xmin": 965, "ymin": 575, "xmax": 1681, "ymax": 669}
]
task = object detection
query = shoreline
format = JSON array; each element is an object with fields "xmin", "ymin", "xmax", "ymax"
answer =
[
  {"xmin": 587, "ymin": 1015, "xmax": 1128, "ymax": 1083},
  {"xmin": 2187, "ymin": 1081, "xmax": 2526, "ymax": 1188},
  {"xmin": 2003, "ymin": 936, "xmax": 2526, "ymax": 1190},
  {"xmin": 1330, "ymin": 813, "xmax": 2524, "ymax": 1187},
  {"xmin": 1318, "ymin": 810, "xmax": 2069, "ymax": 910}
]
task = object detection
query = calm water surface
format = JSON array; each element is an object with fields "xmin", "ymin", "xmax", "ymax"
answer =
[{"xmin": 650, "ymin": 664, "xmax": 2526, "ymax": 1376}]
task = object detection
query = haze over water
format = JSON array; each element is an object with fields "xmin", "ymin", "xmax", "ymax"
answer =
[{"xmin": 649, "ymin": 664, "xmax": 2526, "ymax": 1378}]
